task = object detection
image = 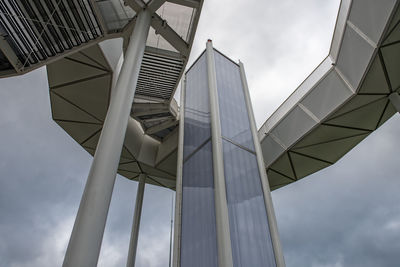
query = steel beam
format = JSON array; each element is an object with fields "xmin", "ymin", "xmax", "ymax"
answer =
[
  {"xmin": 239, "ymin": 61, "xmax": 286, "ymax": 267},
  {"xmin": 0, "ymin": 36, "xmax": 23, "ymax": 72},
  {"xmin": 89, "ymin": 0, "xmax": 108, "ymax": 34},
  {"xmin": 167, "ymin": 0, "xmax": 199, "ymax": 8},
  {"xmin": 62, "ymin": 9, "xmax": 151, "ymax": 267},
  {"xmin": 124, "ymin": 0, "xmax": 145, "ymax": 13},
  {"xmin": 124, "ymin": 0, "xmax": 189, "ymax": 57},
  {"xmin": 126, "ymin": 174, "xmax": 147, "ymax": 267},
  {"xmin": 172, "ymin": 81, "xmax": 185, "ymax": 267},
  {"xmin": 389, "ymin": 92, "xmax": 400, "ymax": 113},
  {"xmin": 206, "ymin": 40, "xmax": 234, "ymax": 267},
  {"xmin": 151, "ymin": 14, "xmax": 189, "ymax": 57},
  {"xmin": 148, "ymin": 0, "xmax": 167, "ymax": 12}
]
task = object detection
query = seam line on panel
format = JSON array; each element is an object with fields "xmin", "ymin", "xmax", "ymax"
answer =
[
  {"xmin": 346, "ymin": 20, "xmax": 377, "ymax": 48},
  {"xmin": 293, "ymin": 132, "xmax": 369, "ymax": 150},
  {"xmin": 268, "ymin": 168, "xmax": 296, "ymax": 182},
  {"xmin": 297, "ymin": 103, "xmax": 320, "ymax": 123},
  {"xmin": 182, "ymin": 137, "xmax": 212, "ymax": 163},
  {"xmin": 290, "ymin": 150, "xmax": 334, "ymax": 165},
  {"xmin": 258, "ymin": 62, "xmax": 334, "ymax": 143},
  {"xmin": 268, "ymin": 133, "xmax": 287, "ymax": 150},
  {"xmin": 321, "ymin": 123, "xmax": 373, "ymax": 133},
  {"xmin": 287, "ymin": 152, "xmax": 298, "ymax": 180},
  {"xmin": 375, "ymin": 99, "xmax": 390, "ymax": 129},
  {"xmin": 378, "ymin": 49, "xmax": 393, "ymax": 92},
  {"xmin": 334, "ymin": 66, "xmax": 356, "ymax": 94},
  {"xmin": 326, "ymin": 95, "xmax": 387, "ymax": 121},
  {"xmin": 221, "ymin": 136, "xmax": 256, "ymax": 155}
]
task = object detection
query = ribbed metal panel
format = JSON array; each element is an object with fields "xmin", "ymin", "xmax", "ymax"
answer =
[
  {"xmin": 0, "ymin": 0, "xmax": 102, "ymax": 68},
  {"xmin": 135, "ymin": 51, "xmax": 184, "ymax": 100}
]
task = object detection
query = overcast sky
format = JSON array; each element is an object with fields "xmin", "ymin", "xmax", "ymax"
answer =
[{"xmin": 1, "ymin": 0, "xmax": 400, "ymax": 267}]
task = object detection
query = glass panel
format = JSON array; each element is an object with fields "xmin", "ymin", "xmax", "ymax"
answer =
[
  {"xmin": 348, "ymin": 0, "xmax": 395, "ymax": 44},
  {"xmin": 96, "ymin": 0, "xmax": 135, "ymax": 31},
  {"xmin": 146, "ymin": 27, "xmax": 178, "ymax": 52},
  {"xmin": 330, "ymin": 0, "xmax": 351, "ymax": 61},
  {"xmin": 336, "ymin": 25, "xmax": 375, "ymax": 90},
  {"xmin": 183, "ymin": 52, "xmax": 211, "ymax": 158},
  {"xmin": 260, "ymin": 57, "xmax": 332, "ymax": 134},
  {"xmin": 222, "ymin": 140, "xmax": 276, "ymax": 267},
  {"xmin": 181, "ymin": 141, "xmax": 218, "ymax": 267},
  {"xmin": 301, "ymin": 70, "xmax": 353, "ymax": 120},
  {"xmin": 156, "ymin": 2, "xmax": 194, "ymax": 42},
  {"xmin": 271, "ymin": 105, "xmax": 317, "ymax": 148},
  {"xmin": 260, "ymin": 135, "xmax": 285, "ymax": 167},
  {"xmin": 214, "ymin": 50, "xmax": 254, "ymax": 151}
]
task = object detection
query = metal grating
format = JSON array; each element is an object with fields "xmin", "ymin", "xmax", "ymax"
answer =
[
  {"xmin": 135, "ymin": 51, "xmax": 184, "ymax": 100},
  {"xmin": 0, "ymin": 0, "xmax": 102, "ymax": 68}
]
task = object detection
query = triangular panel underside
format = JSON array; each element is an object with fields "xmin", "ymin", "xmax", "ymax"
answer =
[
  {"xmin": 289, "ymin": 152, "xmax": 331, "ymax": 179},
  {"xmin": 293, "ymin": 133, "xmax": 369, "ymax": 163},
  {"xmin": 51, "ymin": 92, "xmax": 100, "ymax": 123},
  {"xmin": 326, "ymin": 97, "xmax": 388, "ymax": 130}
]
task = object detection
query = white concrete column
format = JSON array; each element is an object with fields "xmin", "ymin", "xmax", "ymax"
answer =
[
  {"xmin": 63, "ymin": 9, "xmax": 152, "ymax": 267},
  {"xmin": 206, "ymin": 40, "xmax": 234, "ymax": 267},
  {"xmin": 126, "ymin": 174, "xmax": 146, "ymax": 267},
  {"xmin": 239, "ymin": 61, "xmax": 286, "ymax": 267},
  {"xmin": 389, "ymin": 92, "xmax": 400, "ymax": 113}
]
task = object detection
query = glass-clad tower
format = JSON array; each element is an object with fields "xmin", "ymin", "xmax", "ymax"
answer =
[{"xmin": 174, "ymin": 40, "xmax": 285, "ymax": 267}]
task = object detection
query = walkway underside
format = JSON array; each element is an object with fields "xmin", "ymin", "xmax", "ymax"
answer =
[
  {"xmin": 2, "ymin": 0, "xmax": 399, "ymax": 191},
  {"xmin": 41, "ymin": 0, "xmax": 400, "ymax": 191},
  {"xmin": 259, "ymin": 0, "xmax": 400, "ymax": 190},
  {"xmin": 0, "ymin": 0, "xmax": 203, "ymax": 190}
]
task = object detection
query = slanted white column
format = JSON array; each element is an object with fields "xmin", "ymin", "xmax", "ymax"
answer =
[
  {"xmin": 172, "ymin": 81, "xmax": 185, "ymax": 267},
  {"xmin": 389, "ymin": 92, "xmax": 400, "ymax": 113},
  {"xmin": 126, "ymin": 174, "xmax": 146, "ymax": 267},
  {"xmin": 63, "ymin": 9, "xmax": 152, "ymax": 267},
  {"xmin": 206, "ymin": 40, "xmax": 234, "ymax": 267},
  {"xmin": 239, "ymin": 61, "xmax": 286, "ymax": 267}
]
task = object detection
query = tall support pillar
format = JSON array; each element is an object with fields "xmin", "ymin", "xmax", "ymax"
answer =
[
  {"xmin": 389, "ymin": 92, "xmax": 400, "ymax": 113},
  {"xmin": 126, "ymin": 174, "xmax": 146, "ymax": 267},
  {"xmin": 239, "ymin": 62, "xmax": 286, "ymax": 267},
  {"xmin": 172, "ymin": 81, "xmax": 185, "ymax": 267},
  {"xmin": 206, "ymin": 40, "xmax": 234, "ymax": 267},
  {"xmin": 177, "ymin": 41, "xmax": 284, "ymax": 267},
  {"xmin": 63, "ymin": 10, "xmax": 151, "ymax": 267}
]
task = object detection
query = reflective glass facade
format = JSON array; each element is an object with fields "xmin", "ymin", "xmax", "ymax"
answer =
[
  {"xmin": 181, "ymin": 141, "xmax": 218, "ymax": 267},
  {"xmin": 215, "ymin": 50, "xmax": 276, "ymax": 267},
  {"xmin": 214, "ymin": 51, "xmax": 254, "ymax": 150},
  {"xmin": 183, "ymin": 52, "xmax": 211, "ymax": 159},
  {"xmin": 181, "ymin": 52, "xmax": 218, "ymax": 267},
  {"xmin": 181, "ymin": 48, "xmax": 276, "ymax": 267},
  {"xmin": 222, "ymin": 140, "xmax": 276, "ymax": 267}
]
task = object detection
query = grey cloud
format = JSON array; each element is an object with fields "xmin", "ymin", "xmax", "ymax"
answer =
[{"xmin": 273, "ymin": 116, "xmax": 400, "ymax": 267}]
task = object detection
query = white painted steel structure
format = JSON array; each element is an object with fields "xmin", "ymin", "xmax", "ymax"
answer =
[
  {"xmin": 40, "ymin": 0, "xmax": 400, "ymax": 194},
  {"xmin": 63, "ymin": 9, "xmax": 151, "ymax": 266},
  {"xmin": 205, "ymin": 41, "xmax": 234, "ymax": 267},
  {"xmin": 1, "ymin": 0, "xmax": 204, "ymax": 266},
  {"xmin": 259, "ymin": 0, "xmax": 400, "ymax": 190},
  {"xmin": 2, "ymin": 0, "xmax": 398, "ymax": 193},
  {"xmin": 239, "ymin": 61, "xmax": 285, "ymax": 267},
  {"xmin": 127, "ymin": 173, "xmax": 146, "ymax": 267},
  {"xmin": 1, "ymin": 0, "xmax": 400, "ymax": 266},
  {"xmin": 1, "ymin": 0, "xmax": 204, "ymax": 189}
]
